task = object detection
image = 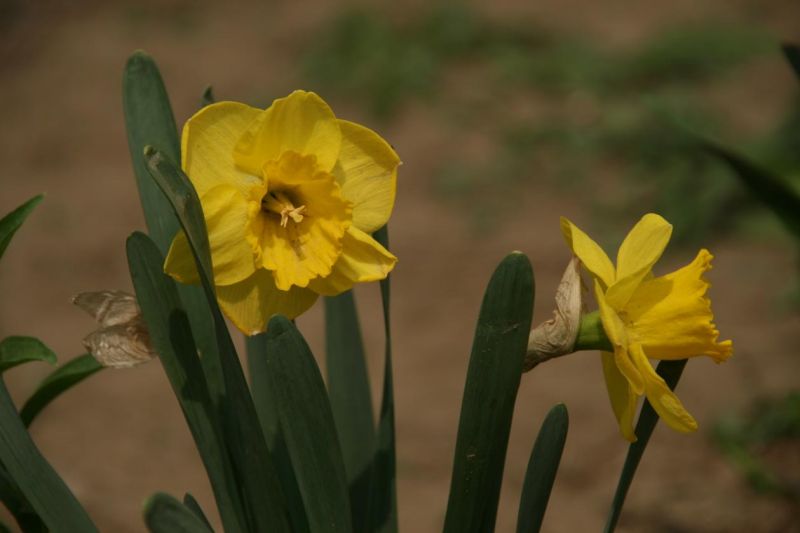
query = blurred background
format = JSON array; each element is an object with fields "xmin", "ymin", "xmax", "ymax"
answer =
[{"xmin": 1, "ymin": 0, "xmax": 799, "ymax": 531}]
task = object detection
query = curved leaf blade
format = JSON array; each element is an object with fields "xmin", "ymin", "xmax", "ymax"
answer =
[
  {"xmin": 0, "ymin": 379, "xmax": 97, "ymax": 532},
  {"xmin": 0, "ymin": 337, "xmax": 56, "ymax": 372},
  {"xmin": 0, "ymin": 195, "xmax": 43, "ymax": 264},
  {"xmin": 604, "ymin": 359, "xmax": 688, "ymax": 533},
  {"xmin": 443, "ymin": 252, "xmax": 535, "ymax": 533},
  {"xmin": 144, "ymin": 492, "xmax": 213, "ymax": 533},
  {"xmin": 516, "ymin": 404, "xmax": 569, "ymax": 533},
  {"xmin": 265, "ymin": 316, "xmax": 353, "ymax": 533},
  {"xmin": 19, "ymin": 353, "xmax": 103, "ymax": 427}
]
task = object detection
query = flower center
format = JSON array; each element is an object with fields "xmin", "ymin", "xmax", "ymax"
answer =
[{"xmin": 261, "ymin": 190, "xmax": 307, "ymax": 228}]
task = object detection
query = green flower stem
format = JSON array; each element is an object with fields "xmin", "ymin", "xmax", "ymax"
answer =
[{"xmin": 574, "ymin": 311, "xmax": 613, "ymax": 352}]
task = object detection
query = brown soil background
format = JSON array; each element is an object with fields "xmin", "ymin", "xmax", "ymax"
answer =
[{"xmin": 0, "ymin": 1, "xmax": 799, "ymax": 531}]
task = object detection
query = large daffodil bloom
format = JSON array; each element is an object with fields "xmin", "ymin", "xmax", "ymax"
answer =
[
  {"xmin": 561, "ymin": 213, "xmax": 732, "ymax": 441},
  {"xmin": 164, "ymin": 90, "xmax": 399, "ymax": 334}
]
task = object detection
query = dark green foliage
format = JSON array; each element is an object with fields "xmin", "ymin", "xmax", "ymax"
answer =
[
  {"xmin": 0, "ymin": 195, "xmax": 42, "ymax": 263},
  {"xmin": 144, "ymin": 493, "xmax": 214, "ymax": 533},
  {"xmin": 324, "ymin": 291, "xmax": 375, "ymax": 531},
  {"xmin": 143, "ymin": 148, "xmax": 290, "ymax": 533},
  {"xmin": 0, "ymin": 379, "xmax": 97, "ymax": 532},
  {"xmin": 182, "ymin": 493, "xmax": 214, "ymax": 530},
  {"xmin": 19, "ymin": 354, "xmax": 103, "ymax": 427},
  {"xmin": 0, "ymin": 337, "xmax": 56, "ymax": 372},
  {"xmin": 265, "ymin": 316, "xmax": 353, "ymax": 532},
  {"xmin": 604, "ymin": 359, "xmax": 688, "ymax": 533},
  {"xmin": 443, "ymin": 252, "xmax": 534, "ymax": 533},
  {"xmin": 517, "ymin": 404, "xmax": 569, "ymax": 533}
]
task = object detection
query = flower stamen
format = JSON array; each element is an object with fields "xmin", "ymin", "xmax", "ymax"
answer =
[{"xmin": 262, "ymin": 190, "xmax": 307, "ymax": 228}]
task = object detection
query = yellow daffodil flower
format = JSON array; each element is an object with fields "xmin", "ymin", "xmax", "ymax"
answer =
[
  {"xmin": 164, "ymin": 90, "xmax": 399, "ymax": 334},
  {"xmin": 561, "ymin": 213, "xmax": 732, "ymax": 441}
]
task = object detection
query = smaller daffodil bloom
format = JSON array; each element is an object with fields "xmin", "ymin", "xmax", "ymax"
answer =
[
  {"xmin": 164, "ymin": 90, "xmax": 399, "ymax": 334},
  {"xmin": 561, "ymin": 213, "xmax": 732, "ymax": 441}
]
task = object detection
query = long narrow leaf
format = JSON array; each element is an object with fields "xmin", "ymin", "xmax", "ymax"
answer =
[
  {"xmin": 182, "ymin": 493, "xmax": 213, "ymax": 531},
  {"xmin": 782, "ymin": 44, "xmax": 800, "ymax": 80},
  {"xmin": 0, "ymin": 463, "xmax": 45, "ymax": 532},
  {"xmin": 0, "ymin": 337, "xmax": 56, "ymax": 372},
  {"xmin": 265, "ymin": 316, "xmax": 353, "ymax": 532},
  {"xmin": 127, "ymin": 232, "xmax": 246, "ymax": 533},
  {"xmin": 443, "ymin": 252, "xmax": 535, "ymax": 533},
  {"xmin": 144, "ymin": 493, "xmax": 213, "ymax": 533},
  {"xmin": 122, "ymin": 50, "xmax": 222, "ymax": 411},
  {"xmin": 516, "ymin": 404, "xmax": 569, "ymax": 533},
  {"xmin": 366, "ymin": 225, "xmax": 398, "ymax": 533},
  {"xmin": 0, "ymin": 379, "xmax": 97, "ymax": 532},
  {"xmin": 20, "ymin": 354, "xmax": 103, "ymax": 427},
  {"xmin": 325, "ymin": 290, "xmax": 375, "ymax": 530},
  {"xmin": 143, "ymin": 149, "xmax": 290, "ymax": 533},
  {"xmin": 0, "ymin": 195, "xmax": 42, "ymax": 263},
  {"xmin": 247, "ymin": 334, "xmax": 310, "ymax": 533},
  {"xmin": 702, "ymin": 141, "xmax": 800, "ymax": 241},
  {"xmin": 604, "ymin": 359, "xmax": 688, "ymax": 533}
]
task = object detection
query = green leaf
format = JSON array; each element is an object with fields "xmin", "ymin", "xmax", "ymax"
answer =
[
  {"xmin": 19, "ymin": 353, "xmax": 103, "ymax": 427},
  {"xmin": 201, "ymin": 86, "xmax": 215, "ymax": 108},
  {"xmin": 144, "ymin": 493, "xmax": 214, "ymax": 533},
  {"xmin": 264, "ymin": 316, "xmax": 353, "ymax": 533},
  {"xmin": 122, "ymin": 50, "xmax": 222, "ymax": 413},
  {"xmin": 443, "ymin": 252, "xmax": 535, "ymax": 533},
  {"xmin": 0, "ymin": 463, "xmax": 46, "ymax": 532},
  {"xmin": 702, "ymin": 141, "xmax": 800, "ymax": 241},
  {"xmin": 142, "ymin": 150, "xmax": 291, "ymax": 533},
  {"xmin": 0, "ymin": 337, "xmax": 56, "ymax": 372},
  {"xmin": 0, "ymin": 378, "xmax": 97, "ymax": 532},
  {"xmin": 182, "ymin": 493, "xmax": 213, "ymax": 531},
  {"xmin": 324, "ymin": 291, "xmax": 375, "ymax": 531},
  {"xmin": 366, "ymin": 224, "xmax": 398, "ymax": 533},
  {"xmin": 127, "ymin": 232, "xmax": 247, "ymax": 533},
  {"xmin": 123, "ymin": 50, "xmax": 181, "ymax": 253},
  {"xmin": 0, "ymin": 195, "xmax": 42, "ymax": 263},
  {"xmin": 246, "ymin": 333, "xmax": 310, "ymax": 533},
  {"xmin": 604, "ymin": 359, "xmax": 688, "ymax": 533},
  {"xmin": 782, "ymin": 44, "xmax": 800, "ymax": 80},
  {"xmin": 516, "ymin": 404, "xmax": 569, "ymax": 533}
]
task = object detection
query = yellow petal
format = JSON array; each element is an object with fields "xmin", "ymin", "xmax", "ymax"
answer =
[
  {"xmin": 308, "ymin": 226, "xmax": 397, "ymax": 296},
  {"xmin": 595, "ymin": 280, "xmax": 644, "ymax": 394},
  {"xmin": 560, "ymin": 217, "xmax": 615, "ymax": 288},
  {"xmin": 216, "ymin": 269, "xmax": 319, "ymax": 335},
  {"xmin": 200, "ymin": 185, "xmax": 257, "ymax": 286},
  {"xmin": 606, "ymin": 213, "xmax": 672, "ymax": 309},
  {"xmin": 626, "ymin": 249, "xmax": 733, "ymax": 362},
  {"xmin": 601, "ymin": 351, "xmax": 638, "ymax": 442},
  {"xmin": 182, "ymin": 101, "xmax": 263, "ymax": 198},
  {"xmin": 629, "ymin": 344, "xmax": 698, "ymax": 433},
  {"xmin": 333, "ymin": 119, "xmax": 399, "ymax": 233},
  {"xmin": 164, "ymin": 230, "xmax": 200, "ymax": 284},
  {"xmin": 233, "ymin": 90, "xmax": 342, "ymax": 175}
]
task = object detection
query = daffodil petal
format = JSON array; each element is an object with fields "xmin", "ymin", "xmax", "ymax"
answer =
[
  {"xmin": 629, "ymin": 344, "xmax": 698, "ymax": 433},
  {"xmin": 333, "ymin": 119, "xmax": 399, "ymax": 233},
  {"xmin": 606, "ymin": 213, "xmax": 672, "ymax": 309},
  {"xmin": 601, "ymin": 351, "xmax": 638, "ymax": 442},
  {"xmin": 182, "ymin": 101, "xmax": 263, "ymax": 198},
  {"xmin": 626, "ymin": 249, "xmax": 733, "ymax": 362},
  {"xmin": 308, "ymin": 226, "xmax": 397, "ymax": 296},
  {"xmin": 216, "ymin": 269, "xmax": 319, "ymax": 335},
  {"xmin": 595, "ymin": 280, "xmax": 644, "ymax": 394},
  {"xmin": 200, "ymin": 185, "xmax": 257, "ymax": 286},
  {"xmin": 233, "ymin": 90, "xmax": 342, "ymax": 174},
  {"xmin": 164, "ymin": 230, "xmax": 201, "ymax": 285},
  {"xmin": 560, "ymin": 217, "xmax": 615, "ymax": 288}
]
